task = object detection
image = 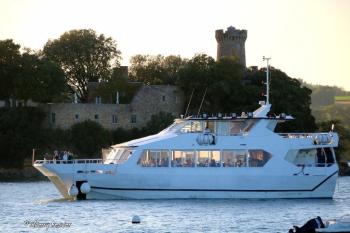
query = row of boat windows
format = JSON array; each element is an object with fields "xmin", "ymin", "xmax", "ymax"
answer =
[
  {"xmin": 178, "ymin": 120, "xmax": 255, "ymax": 136},
  {"xmin": 137, "ymin": 149, "xmax": 272, "ymax": 168}
]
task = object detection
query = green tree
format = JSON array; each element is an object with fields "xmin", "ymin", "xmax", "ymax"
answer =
[
  {"xmin": 43, "ymin": 29, "xmax": 121, "ymax": 102},
  {"xmin": 15, "ymin": 52, "xmax": 67, "ymax": 104},
  {"xmin": 143, "ymin": 111, "xmax": 174, "ymax": 134},
  {"xmin": 129, "ymin": 54, "xmax": 185, "ymax": 84},
  {"xmin": 70, "ymin": 120, "xmax": 110, "ymax": 157},
  {"xmin": 0, "ymin": 107, "xmax": 46, "ymax": 168},
  {"xmin": 95, "ymin": 67, "xmax": 141, "ymax": 104},
  {"xmin": 0, "ymin": 39, "xmax": 21, "ymax": 104},
  {"xmin": 209, "ymin": 57, "xmax": 249, "ymax": 112},
  {"xmin": 177, "ymin": 54, "xmax": 215, "ymax": 114},
  {"xmin": 268, "ymin": 69, "xmax": 316, "ymax": 132}
]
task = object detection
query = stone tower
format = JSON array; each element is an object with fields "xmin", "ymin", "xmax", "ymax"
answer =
[{"xmin": 215, "ymin": 26, "xmax": 247, "ymax": 66}]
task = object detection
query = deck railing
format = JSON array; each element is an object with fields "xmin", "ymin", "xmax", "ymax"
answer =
[
  {"xmin": 278, "ymin": 133, "xmax": 328, "ymax": 139},
  {"xmin": 278, "ymin": 132, "xmax": 333, "ymax": 145},
  {"xmin": 34, "ymin": 159, "xmax": 118, "ymax": 165}
]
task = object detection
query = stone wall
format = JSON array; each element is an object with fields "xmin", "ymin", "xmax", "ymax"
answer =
[{"xmin": 42, "ymin": 85, "xmax": 184, "ymax": 130}]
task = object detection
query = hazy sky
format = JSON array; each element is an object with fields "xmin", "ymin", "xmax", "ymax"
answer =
[{"xmin": 1, "ymin": 0, "xmax": 349, "ymax": 90}]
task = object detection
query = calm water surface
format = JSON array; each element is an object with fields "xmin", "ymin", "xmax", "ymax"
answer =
[{"xmin": 1, "ymin": 177, "xmax": 350, "ymax": 233}]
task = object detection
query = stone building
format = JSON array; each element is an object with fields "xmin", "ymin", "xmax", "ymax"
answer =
[
  {"xmin": 42, "ymin": 85, "xmax": 184, "ymax": 130},
  {"xmin": 215, "ymin": 26, "xmax": 247, "ymax": 66}
]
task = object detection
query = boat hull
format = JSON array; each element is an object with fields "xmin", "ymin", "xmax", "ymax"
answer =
[
  {"xmin": 86, "ymin": 173, "xmax": 338, "ymax": 199},
  {"xmin": 34, "ymin": 164, "xmax": 338, "ymax": 200}
]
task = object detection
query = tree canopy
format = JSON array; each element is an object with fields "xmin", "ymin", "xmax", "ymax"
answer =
[
  {"xmin": 43, "ymin": 29, "xmax": 121, "ymax": 102},
  {"xmin": 0, "ymin": 39, "xmax": 21, "ymax": 102},
  {"xmin": 129, "ymin": 54, "xmax": 185, "ymax": 85},
  {"xmin": 0, "ymin": 40, "xmax": 67, "ymax": 105}
]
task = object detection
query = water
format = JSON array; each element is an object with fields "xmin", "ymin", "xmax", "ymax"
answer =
[{"xmin": 1, "ymin": 177, "xmax": 350, "ymax": 233}]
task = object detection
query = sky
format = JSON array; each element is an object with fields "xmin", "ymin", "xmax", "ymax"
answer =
[{"xmin": 1, "ymin": 0, "xmax": 350, "ymax": 90}]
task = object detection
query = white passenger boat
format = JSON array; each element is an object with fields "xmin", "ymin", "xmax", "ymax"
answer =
[{"xmin": 33, "ymin": 60, "xmax": 339, "ymax": 200}]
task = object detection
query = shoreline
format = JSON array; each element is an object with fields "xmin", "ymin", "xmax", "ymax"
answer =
[{"xmin": 0, "ymin": 167, "xmax": 48, "ymax": 182}]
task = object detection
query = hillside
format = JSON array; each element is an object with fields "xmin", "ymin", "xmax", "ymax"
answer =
[{"xmin": 305, "ymin": 83, "xmax": 350, "ymax": 161}]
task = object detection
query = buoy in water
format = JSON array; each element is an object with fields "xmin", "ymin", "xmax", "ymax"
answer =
[
  {"xmin": 80, "ymin": 182, "xmax": 91, "ymax": 194},
  {"xmin": 132, "ymin": 215, "xmax": 141, "ymax": 224},
  {"xmin": 68, "ymin": 184, "xmax": 79, "ymax": 196}
]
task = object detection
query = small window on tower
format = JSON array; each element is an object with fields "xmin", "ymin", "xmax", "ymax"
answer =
[{"xmin": 162, "ymin": 95, "xmax": 166, "ymax": 102}]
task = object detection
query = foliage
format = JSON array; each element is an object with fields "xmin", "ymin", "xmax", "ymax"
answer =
[
  {"xmin": 267, "ymin": 69, "xmax": 316, "ymax": 132},
  {"xmin": 43, "ymin": 29, "xmax": 121, "ymax": 102},
  {"xmin": 95, "ymin": 67, "xmax": 141, "ymax": 104},
  {"xmin": 0, "ymin": 39, "xmax": 21, "ymax": 102},
  {"xmin": 0, "ymin": 39, "xmax": 67, "ymax": 104},
  {"xmin": 110, "ymin": 112, "xmax": 175, "ymax": 144},
  {"xmin": 0, "ymin": 107, "xmax": 46, "ymax": 168},
  {"xmin": 313, "ymin": 105, "xmax": 350, "ymax": 126},
  {"xmin": 15, "ymin": 53, "xmax": 67, "ymax": 103},
  {"xmin": 110, "ymin": 127, "xmax": 143, "ymax": 145},
  {"xmin": 143, "ymin": 111, "xmax": 174, "ymax": 135},
  {"xmin": 69, "ymin": 120, "xmax": 110, "ymax": 158},
  {"xmin": 129, "ymin": 54, "xmax": 185, "ymax": 85},
  {"xmin": 176, "ymin": 54, "xmax": 216, "ymax": 114},
  {"xmin": 303, "ymin": 82, "xmax": 350, "ymax": 107}
]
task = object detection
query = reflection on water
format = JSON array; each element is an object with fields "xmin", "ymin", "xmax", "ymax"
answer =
[{"xmin": 1, "ymin": 177, "xmax": 350, "ymax": 232}]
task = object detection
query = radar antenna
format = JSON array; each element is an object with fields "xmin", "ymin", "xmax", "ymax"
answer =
[{"xmin": 262, "ymin": 56, "xmax": 271, "ymax": 105}]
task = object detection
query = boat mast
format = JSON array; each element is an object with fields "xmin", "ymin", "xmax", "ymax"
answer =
[{"xmin": 263, "ymin": 56, "xmax": 271, "ymax": 105}]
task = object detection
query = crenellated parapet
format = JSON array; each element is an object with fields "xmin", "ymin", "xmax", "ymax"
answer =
[{"xmin": 215, "ymin": 26, "xmax": 247, "ymax": 66}]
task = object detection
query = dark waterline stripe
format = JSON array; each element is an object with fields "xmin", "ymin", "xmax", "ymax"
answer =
[{"xmin": 90, "ymin": 171, "xmax": 338, "ymax": 192}]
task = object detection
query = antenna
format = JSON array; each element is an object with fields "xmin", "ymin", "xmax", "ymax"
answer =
[
  {"xmin": 184, "ymin": 88, "xmax": 195, "ymax": 117},
  {"xmin": 262, "ymin": 56, "xmax": 271, "ymax": 105},
  {"xmin": 197, "ymin": 87, "xmax": 208, "ymax": 116}
]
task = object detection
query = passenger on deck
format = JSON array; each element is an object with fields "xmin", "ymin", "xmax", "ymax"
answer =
[
  {"xmin": 53, "ymin": 150, "xmax": 59, "ymax": 163},
  {"xmin": 63, "ymin": 151, "xmax": 68, "ymax": 163},
  {"xmin": 210, "ymin": 159, "xmax": 216, "ymax": 167}
]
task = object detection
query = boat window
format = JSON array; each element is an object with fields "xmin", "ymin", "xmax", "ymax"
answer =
[
  {"xmin": 158, "ymin": 150, "xmax": 170, "ymax": 167},
  {"xmin": 229, "ymin": 122, "xmax": 246, "ymax": 135},
  {"xmin": 104, "ymin": 147, "xmax": 133, "ymax": 164},
  {"xmin": 222, "ymin": 150, "xmax": 247, "ymax": 167},
  {"xmin": 316, "ymin": 148, "xmax": 335, "ymax": 167},
  {"xmin": 203, "ymin": 120, "xmax": 255, "ymax": 136},
  {"xmin": 248, "ymin": 150, "xmax": 272, "ymax": 167},
  {"xmin": 171, "ymin": 150, "xmax": 195, "ymax": 167},
  {"xmin": 324, "ymin": 148, "xmax": 335, "ymax": 165},
  {"xmin": 206, "ymin": 121, "xmax": 215, "ymax": 133},
  {"xmin": 216, "ymin": 122, "xmax": 230, "ymax": 136},
  {"xmin": 285, "ymin": 149, "xmax": 321, "ymax": 167},
  {"xmin": 197, "ymin": 151, "xmax": 221, "ymax": 167},
  {"xmin": 180, "ymin": 121, "xmax": 203, "ymax": 133},
  {"xmin": 137, "ymin": 150, "xmax": 170, "ymax": 167}
]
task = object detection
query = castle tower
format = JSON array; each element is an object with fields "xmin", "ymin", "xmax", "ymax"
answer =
[{"xmin": 215, "ymin": 26, "xmax": 247, "ymax": 66}]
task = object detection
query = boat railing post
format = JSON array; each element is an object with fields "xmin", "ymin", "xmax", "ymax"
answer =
[{"xmin": 32, "ymin": 148, "xmax": 35, "ymax": 165}]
